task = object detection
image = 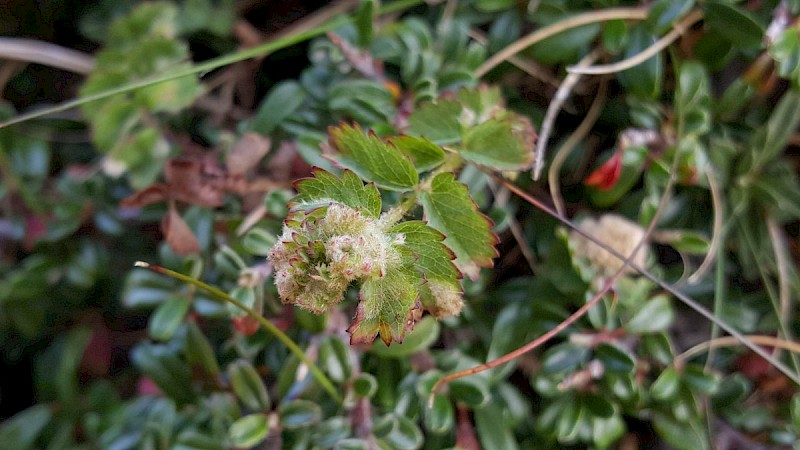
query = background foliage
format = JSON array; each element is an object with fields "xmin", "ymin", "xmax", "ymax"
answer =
[{"xmin": 2, "ymin": 0, "xmax": 800, "ymax": 448}]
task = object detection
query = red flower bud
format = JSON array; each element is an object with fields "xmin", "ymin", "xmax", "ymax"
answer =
[{"xmin": 585, "ymin": 151, "xmax": 623, "ymax": 191}]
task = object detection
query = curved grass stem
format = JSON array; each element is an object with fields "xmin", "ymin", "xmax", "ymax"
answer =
[
  {"xmin": 0, "ymin": 0, "xmax": 424, "ymax": 130},
  {"xmin": 134, "ymin": 261, "xmax": 343, "ymax": 405}
]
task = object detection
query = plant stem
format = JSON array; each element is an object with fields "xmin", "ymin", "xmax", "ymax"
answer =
[
  {"xmin": 134, "ymin": 261, "xmax": 343, "ymax": 405},
  {"xmin": 0, "ymin": 0, "xmax": 425, "ymax": 130}
]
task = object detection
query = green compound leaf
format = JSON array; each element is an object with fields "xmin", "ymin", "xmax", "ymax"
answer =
[
  {"xmin": 420, "ymin": 173, "xmax": 498, "ymax": 279},
  {"xmin": 388, "ymin": 136, "xmax": 446, "ymax": 172},
  {"xmin": 389, "ymin": 220, "xmax": 463, "ymax": 317},
  {"xmin": 461, "ymin": 115, "xmax": 536, "ymax": 170},
  {"xmin": 292, "ymin": 168, "xmax": 382, "ymax": 218},
  {"xmin": 406, "ymin": 99, "xmax": 462, "ymax": 144},
  {"xmin": 347, "ymin": 267, "xmax": 420, "ymax": 346},
  {"xmin": 327, "ymin": 124, "xmax": 419, "ymax": 191}
]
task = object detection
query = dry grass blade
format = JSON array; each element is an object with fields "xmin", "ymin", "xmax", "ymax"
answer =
[{"xmin": 0, "ymin": 37, "xmax": 95, "ymax": 74}]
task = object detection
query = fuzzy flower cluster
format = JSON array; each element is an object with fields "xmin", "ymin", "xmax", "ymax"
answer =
[
  {"xmin": 268, "ymin": 203, "xmax": 405, "ymax": 313},
  {"xmin": 569, "ymin": 214, "xmax": 649, "ymax": 278}
]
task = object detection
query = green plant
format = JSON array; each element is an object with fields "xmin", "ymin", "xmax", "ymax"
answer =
[{"xmin": 4, "ymin": 1, "xmax": 800, "ymax": 449}]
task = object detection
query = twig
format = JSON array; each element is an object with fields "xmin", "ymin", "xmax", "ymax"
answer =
[
  {"xmin": 0, "ymin": 37, "xmax": 95, "ymax": 74},
  {"xmin": 496, "ymin": 178, "xmax": 800, "ymax": 387},
  {"xmin": 766, "ymin": 215, "xmax": 795, "ymax": 360},
  {"xmin": 467, "ymin": 29, "xmax": 561, "ymax": 88},
  {"xmin": 548, "ymin": 80, "xmax": 607, "ymax": 216},
  {"xmin": 687, "ymin": 171, "xmax": 723, "ymax": 284},
  {"xmin": 0, "ymin": 0, "xmax": 426, "ymax": 129},
  {"xmin": 676, "ymin": 335, "xmax": 800, "ymax": 368},
  {"xmin": 567, "ymin": 10, "xmax": 704, "ymax": 75},
  {"xmin": 476, "ymin": 7, "xmax": 649, "ymax": 78},
  {"xmin": 134, "ymin": 261, "xmax": 344, "ymax": 404},
  {"xmin": 534, "ymin": 48, "xmax": 603, "ymax": 180},
  {"xmin": 431, "ymin": 147, "xmax": 681, "ymax": 399}
]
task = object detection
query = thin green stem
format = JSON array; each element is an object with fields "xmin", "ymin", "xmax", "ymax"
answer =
[
  {"xmin": 0, "ymin": 0, "xmax": 424, "ymax": 130},
  {"xmin": 134, "ymin": 261, "xmax": 344, "ymax": 405}
]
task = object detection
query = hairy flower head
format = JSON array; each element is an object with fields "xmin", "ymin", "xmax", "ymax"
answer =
[
  {"xmin": 569, "ymin": 214, "xmax": 648, "ymax": 278},
  {"xmin": 268, "ymin": 203, "xmax": 404, "ymax": 313}
]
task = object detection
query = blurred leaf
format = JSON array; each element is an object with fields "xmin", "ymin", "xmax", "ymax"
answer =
[
  {"xmin": 369, "ymin": 315, "xmax": 440, "ymax": 358},
  {"xmin": 311, "ymin": 417, "xmax": 351, "ymax": 447},
  {"xmin": 353, "ymin": 373, "xmax": 378, "ymax": 398},
  {"xmin": 625, "ymin": 295, "xmax": 673, "ymax": 333},
  {"xmin": 475, "ymin": 401, "xmax": 520, "ymax": 450},
  {"xmin": 704, "ymin": 1, "xmax": 764, "ymax": 50},
  {"xmin": 669, "ymin": 231, "xmax": 710, "ymax": 254},
  {"xmin": 228, "ymin": 359, "xmax": 270, "ymax": 411},
  {"xmin": 541, "ymin": 343, "xmax": 590, "ymax": 374},
  {"xmin": 185, "ymin": 322, "xmax": 221, "ymax": 378},
  {"xmin": 228, "ymin": 413, "xmax": 269, "ymax": 448},
  {"xmin": 616, "ymin": 24, "xmax": 663, "ymax": 99},
  {"xmin": 242, "ymin": 227, "xmax": 277, "ymax": 256},
  {"xmin": 450, "ymin": 376, "xmax": 491, "ymax": 408},
  {"xmin": 0, "ymin": 404, "xmax": 52, "ymax": 450},
  {"xmin": 417, "ymin": 372, "xmax": 454, "ymax": 434},
  {"xmin": 132, "ymin": 343, "xmax": 196, "ymax": 404},
  {"xmin": 751, "ymin": 90, "xmax": 800, "ymax": 169},
  {"xmin": 148, "ymin": 295, "xmax": 190, "ymax": 341},
  {"xmin": 328, "ymin": 80, "xmax": 395, "ymax": 124},
  {"xmin": 319, "ymin": 336, "xmax": 352, "ymax": 383},
  {"xmin": 646, "ymin": 0, "xmax": 694, "ymax": 34},
  {"xmin": 652, "ymin": 413, "xmax": 708, "ymax": 450},
  {"xmin": 603, "ymin": 20, "xmax": 629, "ymax": 54},
  {"xmin": 595, "ymin": 343, "xmax": 636, "ymax": 374},
  {"xmin": 250, "ymin": 81, "xmax": 307, "ymax": 135},
  {"xmin": 388, "ymin": 135, "xmax": 446, "ymax": 172},
  {"xmin": 651, "ymin": 366, "xmax": 681, "ymax": 400},
  {"xmin": 374, "ymin": 413, "xmax": 424, "ymax": 450},
  {"xmin": 460, "ymin": 114, "xmax": 536, "ymax": 170},
  {"xmin": 675, "ymin": 61, "xmax": 711, "ymax": 137},
  {"xmin": 407, "ymin": 99, "xmax": 462, "ymax": 144},
  {"xmin": 279, "ymin": 400, "xmax": 322, "ymax": 429},
  {"xmin": 592, "ymin": 413, "xmax": 625, "ymax": 449}
]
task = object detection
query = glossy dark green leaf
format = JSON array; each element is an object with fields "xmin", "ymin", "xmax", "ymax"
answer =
[
  {"xmin": 228, "ymin": 413, "xmax": 269, "ymax": 448},
  {"xmin": 646, "ymin": 0, "xmax": 694, "ymax": 34},
  {"xmin": 652, "ymin": 413, "xmax": 709, "ymax": 450},
  {"xmin": 388, "ymin": 135, "xmax": 446, "ymax": 172},
  {"xmin": 704, "ymin": 1, "xmax": 764, "ymax": 50},
  {"xmin": 640, "ymin": 333, "xmax": 674, "ymax": 365},
  {"xmin": 651, "ymin": 366, "xmax": 680, "ymax": 400},
  {"xmin": 354, "ymin": 0, "xmax": 375, "ymax": 47},
  {"xmin": 675, "ymin": 61, "xmax": 711, "ymax": 137},
  {"xmin": 148, "ymin": 295, "xmax": 189, "ymax": 341},
  {"xmin": 591, "ymin": 413, "xmax": 625, "ymax": 449},
  {"xmin": 682, "ymin": 365, "xmax": 720, "ymax": 395},
  {"xmin": 319, "ymin": 336, "xmax": 352, "ymax": 383},
  {"xmin": 328, "ymin": 80, "xmax": 395, "ymax": 124},
  {"xmin": 132, "ymin": 343, "xmax": 196, "ymax": 404},
  {"xmin": 450, "ymin": 376, "xmax": 491, "ymax": 408},
  {"xmin": 279, "ymin": 399, "xmax": 322, "ymax": 429},
  {"xmin": 228, "ymin": 359, "xmax": 270, "ymax": 411},
  {"xmin": 595, "ymin": 343, "xmax": 636, "ymax": 374},
  {"xmin": 616, "ymin": 24, "xmax": 663, "ymax": 99},
  {"xmin": 602, "ymin": 20, "xmax": 629, "ymax": 54},
  {"xmin": 625, "ymin": 295, "xmax": 673, "ymax": 333},
  {"xmin": 250, "ymin": 81, "xmax": 307, "ymax": 135},
  {"xmin": 373, "ymin": 413, "xmax": 424, "ymax": 450},
  {"xmin": 541, "ymin": 343, "xmax": 590, "ymax": 374},
  {"xmin": 752, "ymin": 90, "xmax": 800, "ymax": 168},
  {"xmin": 0, "ymin": 404, "xmax": 52, "ymax": 450},
  {"xmin": 582, "ymin": 393, "xmax": 614, "ymax": 419},
  {"xmin": 352, "ymin": 373, "xmax": 378, "ymax": 398},
  {"xmin": 242, "ymin": 227, "xmax": 276, "ymax": 256},
  {"xmin": 185, "ymin": 322, "xmax": 221, "ymax": 378},
  {"xmin": 475, "ymin": 401, "xmax": 520, "ymax": 450},
  {"xmin": 417, "ymin": 371, "xmax": 454, "ymax": 434}
]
